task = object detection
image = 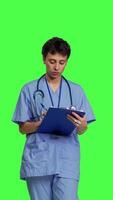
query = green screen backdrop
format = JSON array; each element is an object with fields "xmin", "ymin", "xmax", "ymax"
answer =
[{"xmin": 0, "ymin": 0, "xmax": 113, "ymax": 199}]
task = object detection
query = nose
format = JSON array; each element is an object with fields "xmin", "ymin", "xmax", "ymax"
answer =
[{"xmin": 54, "ymin": 63, "xmax": 60, "ymax": 70}]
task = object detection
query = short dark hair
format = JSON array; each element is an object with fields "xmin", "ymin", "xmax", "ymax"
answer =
[{"xmin": 42, "ymin": 37, "xmax": 71, "ymax": 59}]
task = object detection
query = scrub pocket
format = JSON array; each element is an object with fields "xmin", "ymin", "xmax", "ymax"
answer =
[
  {"xmin": 22, "ymin": 134, "xmax": 49, "ymax": 163},
  {"xmin": 60, "ymin": 144, "xmax": 80, "ymax": 161},
  {"xmin": 60, "ymin": 144, "xmax": 80, "ymax": 179}
]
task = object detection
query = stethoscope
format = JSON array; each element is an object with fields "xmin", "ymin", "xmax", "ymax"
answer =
[{"xmin": 33, "ymin": 74, "xmax": 76, "ymax": 118}]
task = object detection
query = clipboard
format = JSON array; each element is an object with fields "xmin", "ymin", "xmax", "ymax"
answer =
[{"xmin": 37, "ymin": 107, "xmax": 85, "ymax": 136}]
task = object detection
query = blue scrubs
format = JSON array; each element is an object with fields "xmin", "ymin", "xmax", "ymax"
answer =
[
  {"xmin": 12, "ymin": 76, "xmax": 95, "ymax": 199},
  {"xmin": 26, "ymin": 175, "xmax": 79, "ymax": 200}
]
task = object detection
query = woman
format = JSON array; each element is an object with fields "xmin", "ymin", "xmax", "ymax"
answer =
[{"xmin": 12, "ymin": 37, "xmax": 96, "ymax": 200}]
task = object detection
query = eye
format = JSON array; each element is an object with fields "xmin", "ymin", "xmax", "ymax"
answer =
[
  {"xmin": 49, "ymin": 60, "xmax": 55, "ymax": 64},
  {"xmin": 59, "ymin": 61, "xmax": 65, "ymax": 65}
]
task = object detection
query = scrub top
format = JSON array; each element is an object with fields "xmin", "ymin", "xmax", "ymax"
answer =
[{"xmin": 12, "ymin": 76, "xmax": 96, "ymax": 181}]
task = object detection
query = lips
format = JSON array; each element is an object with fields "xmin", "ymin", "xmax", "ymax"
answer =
[{"xmin": 52, "ymin": 72, "xmax": 59, "ymax": 75}]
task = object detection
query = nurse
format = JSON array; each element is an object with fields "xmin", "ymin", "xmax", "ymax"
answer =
[{"xmin": 12, "ymin": 37, "xmax": 96, "ymax": 200}]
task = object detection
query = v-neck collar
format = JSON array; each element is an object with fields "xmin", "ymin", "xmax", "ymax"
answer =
[
  {"xmin": 47, "ymin": 82, "xmax": 60, "ymax": 94},
  {"xmin": 45, "ymin": 76, "xmax": 63, "ymax": 107},
  {"xmin": 45, "ymin": 76, "xmax": 62, "ymax": 93}
]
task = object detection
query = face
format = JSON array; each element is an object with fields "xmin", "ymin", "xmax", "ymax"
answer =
[{"xmin": 43, "ymin": 52, "xmax": 68, "ymax": 79}]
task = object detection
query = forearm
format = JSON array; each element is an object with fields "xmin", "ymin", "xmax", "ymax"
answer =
[{"xmin": 19, "ymin": 120, "xmax": 41, "ymax": 135}]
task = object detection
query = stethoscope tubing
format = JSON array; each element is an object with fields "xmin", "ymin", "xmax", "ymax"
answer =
[{"xmin": 34, "ymin": 74, "xmax": 73, "ymax": 107}]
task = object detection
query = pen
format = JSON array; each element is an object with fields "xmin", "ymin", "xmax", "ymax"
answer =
[{"xmin": 40, "ymin": 103, "xmax": 48, "ymax": 111}]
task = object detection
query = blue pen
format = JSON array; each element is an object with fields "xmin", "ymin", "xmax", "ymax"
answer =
[{"xmin": 40, "ymin": 103, "xmax": 48, "ymax": 111}]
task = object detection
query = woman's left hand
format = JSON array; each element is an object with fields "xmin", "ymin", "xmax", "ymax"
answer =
[{"xmin": 67, "ymin": 112, "xmax": 88, "ymax": 135}]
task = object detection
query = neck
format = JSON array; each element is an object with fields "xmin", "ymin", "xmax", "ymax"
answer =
[{"xmin": 45, "ymin": 74, "xmax": 62, "ymax": 84}]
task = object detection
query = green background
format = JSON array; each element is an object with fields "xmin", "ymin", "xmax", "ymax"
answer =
[{"xmin": 0, "ymin": 0, "xmax": 113, "ymax": 199}]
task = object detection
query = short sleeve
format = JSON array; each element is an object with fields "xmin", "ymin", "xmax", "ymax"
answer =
[
  {"xmin": 12, "ymin": 86, "xmax": 33, "ymax": 124},
  {"xmin": 79, "ymin": 88, "xmax": 96, "ymax": 124}
]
